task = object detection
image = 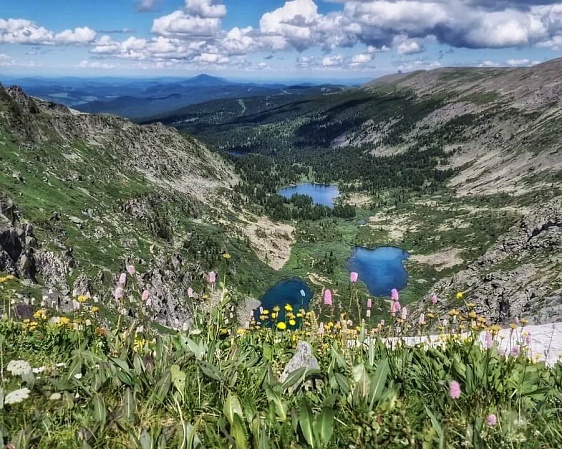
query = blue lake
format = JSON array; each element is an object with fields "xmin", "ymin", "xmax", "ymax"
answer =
[
  {"xmin": 346, "ymin": 246, "xmax": 410, "ymax": 297},
  {"xmin": 253, "ymin": 278, "xmax": 312, "ymax": 327},
  {"xmin": 277, "ymin": 183, "xmax": 339, "ymax": 208}
]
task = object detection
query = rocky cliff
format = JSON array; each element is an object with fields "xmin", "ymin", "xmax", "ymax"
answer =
[{"xmin": 416, "ymin": 197, "xmax": 562, "ymax": 324}]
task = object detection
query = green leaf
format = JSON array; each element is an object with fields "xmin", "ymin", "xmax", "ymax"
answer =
[
  {"xmin": 198, "ymin": 361, "xmax": 222, "ymax": 382},
  {"xmin": 124, "ymin": 387, "xmax": 136, "ymax": 423},
  {"xmin": 182, "ymin": 336, "xmax": 207, "ymax": 361},
  {"xmin": 91, "ymin": 395, "xmax": 107, "ymax": 424},
  {"xmin": 281, "ymin": 366, "xmax": 307, "ymax": 391},
  {"xmin": 299, "ymin": 399, "xmax": 316, "ymax": 448},
  {"xmin": 330, "ymin": 345, "xmax": 347, "ymax": 370},
  {"xmin": 224, "ymin": 392, "xmax": 244, "ymax": 425},
  {"xmin": 231, "ymin": 414, "xmax": 248, "ymax": 449},
  {"xmin": 170, "ymin": 364, "xmax": 187, "ymax": 394},
  {"xmin": 262, "ymin": 343, "xmax": 273, "ymax": 361},
  {"xmin": 352, "ymin": 363, "xmax": 370, "ymax": 402},
  {"xmin": 368, "ymin": 358, "xmax": 389, "ymax": 410},
  {"xmin": 425, "ymin": 406, "xmax": 444, "ymax": 449},
  {"xmin": 149, "ymin": 369, "xmax": 171, "ymax": 405},
  {"xmin": 265, "ymin": 387, "xmax": 287, "ymax": 421},
  {"xmin": 314, "ymin": 408, "xmax": 334, "ymax": 448},
  {"xmin": 140, "ymin": 428, "xmax": 152, "ymax": 449}
]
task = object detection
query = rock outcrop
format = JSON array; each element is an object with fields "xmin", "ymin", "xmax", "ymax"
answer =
[{"xmin": 420, "ymin": 198, "xmax": 562, "ymax": 324}]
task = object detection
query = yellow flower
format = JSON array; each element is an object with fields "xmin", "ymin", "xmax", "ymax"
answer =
[
  {"xmin": 271, "ymin": 312, "xmax": 278, "ymax": 319},
  {"xmin": 23, "ymin": 319, "xmax": 30, "ymax": 324},
  {"xmin": 509, "ymin": 323, "xmax": 518, "ymax": 329},
  {"xmin": 262, "ymin": 310, "xmax": 269, "ymax": 315},
  {"xmin": 296, "ymin": 313, "xmax": 303, "ymax": 318},
  {"xmin": 59, "ymin": 317, "xmax": 70, "ymax": 326},
  {"xmin": 91, "ymin": 306, "xmax": 100, "ymax": 313},
  {"xmin": 276, "ymin": 322, "xmax": 287, "ymax": 330},
  {"xmin": 289, "ymin": 319, "xmax": 296, "ymax": 326},
  {"xmin": 520, "ymin": 318, "xmax": 528, "ymax": 326},
  {"xmin": 33, "ymin": 309, "xmax": 47, "ymax": 320},
  {"xmin": 448, "ymin": 309, "xmax": 459, "ymax": 316},
  {"xmin": 236, "ymin": 328, "xmax": 246, "ymax": 335},
  {"xmin": 223, "ymin": 253, "xmax": 231, "ymax": 260},
  {"xmin": 273, "ymin": 306, "xmax": 280, "ymax": 312},
  {"xmin": 466, "ymin": 302, "xmax": 475, "ymax": 308},
  {"xmin": 284, "ymin": 304, "xmax": 293, "ymax": 312},
  {"xmin": 456, "ymin": 292, "xmax": 464, "ymax": 299},
  {"xmin": 468, "ymin": 311, "xmax": 477, "ymax": 319},
  {"xmin": 77, "ymin": 295, "xmax": 88, "ymax": 303}
]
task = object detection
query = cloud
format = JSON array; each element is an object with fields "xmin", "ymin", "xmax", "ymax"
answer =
[
  {"xmin": 478, "ymin": 60, "xmax": 501, "ymax": 67},
  {"xmin": 78, "ymin": 60, "xmax": 115, "ymax": 69},
  {"xmin": 185, "ymin": 0, "xmax": 226, "ymax": 19},
  {"xmin": 0, "ymin": 53, "xmax": 13, "ymax": 66},
  {"xmin": 0, "ymin": 19, "xmax": 96, "ymax": 45},
  {"xmin": 152, "ymin": 10, "xmax": 222, "ymax": 37},
  {"xmin": 351, "ymin": 53, "xmax": 372, "ymax": 64},
  {"xmin": 193, "ymin": 52, "xmax": 229, "ymax": 63},
  {"xmin": 394, "ymin": 37, "xmax": 425, "ymax": 54},
  {"xmin": 137, "ymin": 0, "xmax": 161, "ymax": 12}
]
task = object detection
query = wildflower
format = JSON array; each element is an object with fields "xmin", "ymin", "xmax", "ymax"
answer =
[
  {"xmin": 209, "ymin": 271, "xmax": 216, "ymax": 284},
  {"xmin": 32, "ymin": 366, "xmax": 45, "ymax": 374},
  {"xmin": 431, "ymin": 293, "xmax": 439, "ymax": 305},
  {"xmin": 77, "ymin": 295, "xmax": 89, "ymax": 303},
  {"xmin": 366, "ymin": 309, "xmax": 371, "ymax": 318},
  {"xmin": 49, "ymin": 392, "xmax": 62, "ymax": 401},
  {"xmin": 118, "ymin": 273, "xmax": 127, "ymax": 286},
  {"xmin": 484, "ymin": 332, "xmax": 493, "ymax": 349},
  {"xmin": 509, "ymin": 323, "xmax": 518, "ymax": 329},
  {"xmin": 391, "ymin": 288, "xmax": 399, "ymax": 301},
  {"xmin": 202, "ymin": 294, "xmax": 208, "ymax": 300},
  {"xmin": 401, "ymin": 307, "xmax": 408, "ymax": 320},
  {"xmin": 187, "ymin": 287, "xmax": 194, "ymax": 298},
  {"xmin": 390, "ymin": 299, "xmax": 401, "ymax": 316},
  {"xmin": 367, "ymin": 298, "xmax": 372, "ymax": 309},
  {"xmin": 262, "ymin": 309, "xmax": 269, "ymax": 315},
  {"xmin": 74, "ymin": 373, "xmax": 83, "ymax": 380},
  {"xmin": 448, "ymin": 309, "xmax": 459, "ymax": 317},
  {"xmin": 59, "ymin": 316, "xmax": 70, "ymax": 326},
  {"xmin": 114, "ymin": 286, "xmax": 124, "ymax": 300},
  {"xmin": 284, "ymin": 304, "xmax": 293, "ymax": 312},
  {"xmin": 289, "ymin": 319, "xmax": 296, "ymax": 326},
  {"xmin": 456, "ymin": 292, "xmax": 463, "ymax": 299},
  {"xmin": 277, "ymin": 322, "xmax": 287, "ymax": 330},
  {"xmin": 33, "ymin": 309, "xmax": 47, "ymax": 319},
  {"xmin": 7, "ymin": 360, "xmax": 32, "ymax": 376},
  {"xmin": 141, "ymin": 290, "xmax": 150, "ymax": 302},
  {"xmin": 520, "ymin": 318, "xmax": 528, "ymax": 326},
  {"xmin": 449, "ymin": 381, "xmax": 461, "ymax": 399},
  {"xmin": 486, "ymin": 414, "xmax": 497, "ymax": 426},
  {"xmin": 350, "ymin": 271, "xmax": 358, "ymax": 283},
  {"xmin": 323, "ymin": 289, "xmax": 332, "ymax": 306},
  {"xmin": 223, "ymin": 253, "xmax": 231, "ymax": 260},
  {"xmin": 466, "ymin": 302, "xmax": 475, "ymax": 308},
  {"xmin": 126, "ymin": 265, "xmax": 136, "ymax": 275},
  {"xmin": 72, "ymin": 300, "xmax": 81, "ymax": 311},
  {"xmin": 318, "ymin": 322, "xmax": 325, "ymax": 335},
  {"xmin": 4, "ymin": 388, "xmax": 31, "ymax": 405},
  {"xmin": 380, "ymin": 319, "xmax": 385, "ymax": 327},
  {"xmin": 419, "ymin": 313, "xmax": 425, "ymax": 326},
  {"xmin": 91, "ymin": 306, "xmax": 100, "ymax": 313},
  {"xmin": 510, "ymin": 346, "xmax": 520, "ymax": 357},
  {"xmin": 468, "ymin": 311, "xmax": 477, "ymax": 319},
  {"xmin": 271, "ymin": 312, "xmax": 278, "ymax": 319}
]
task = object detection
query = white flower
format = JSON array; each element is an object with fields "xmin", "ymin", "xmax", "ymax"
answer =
[
  {"xmin": 7, "ymin": 360, "xmax": 32, "ymax": 376},
  {"xmin": 49, "ymin": 392, "xmax": 62, "ymax": 401},
  {"xmin": 49, "ymin": 317, "xmax": 61, "ymax": 325},
  {"xmin": 4, "ymin": 387, "xmax": 31, "ymax": 404},
  {"xmin": 74, "ymin": 373, "xmax": 83, "ymax": 380},
  {"xmin": 32, "ymin": 366, "xmax": 46, "ymax": 374},
  {"xmin": 56, "ymin": 362, "xmax": 67, "ymax": 368},
  {"xmin": 85, "ymin": 319, "xmax": 92, "ymax": 326}
]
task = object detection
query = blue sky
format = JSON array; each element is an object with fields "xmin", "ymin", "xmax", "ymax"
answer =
[{"xmin": 1, "ymin": 0, "xmax": 561, "ymax": 81}]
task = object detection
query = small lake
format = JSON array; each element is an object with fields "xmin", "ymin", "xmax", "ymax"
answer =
[
  {"xmin": 347, "ymin": 246, "xmax": 410, "ymax": 297},
  {"xmin": 253, "ymin": 278, "xmax": 313, "ymax": 327},
  {"xmin": 277, "ymin": 183, "xmax": 339, "ymax": 208}
]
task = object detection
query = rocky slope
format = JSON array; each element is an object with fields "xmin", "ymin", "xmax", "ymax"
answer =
[
  {"xmin": 411, "ymin": 197, "xmax": 562, "ymax": 324},
  {"xmin": 0, "ymin": 82, "xmax": 278, "ymax": 328}
]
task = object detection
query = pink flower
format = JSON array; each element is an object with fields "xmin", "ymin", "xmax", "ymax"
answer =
[
  {"xmin": 118, "ymin": 273, "xmax": 127, "ymax": 286},
  {"xmin": 401, "ymin": 306, "xmax": 408, "ymax": 320},
  {"xmin": 350, "ymin": 272, "xmax": 358, "ymax": 283},
  {"xmin": 390, "ymin": 299, "xmax": 401, "ymax": 316},
  {"xmin": 366, "ymin": 309, "xmax": 371, "ymax": 318},
  {"xmin": 449, "ymin": 380, "xmax": 461, "ymax": 399},
  {"xmin": 209, "ymin": 271, "xmax": 216, "ymax": 283},
  {"xmin": 323, "ymin": 289, "xmax": 332, "ymax": 306},
  {"xmin": 486, "ymin": 414, "xmax": 497, "ymax": 426},
  {"xmin": 141, "ymin": 290, "xmax": 150, "ymax": 302},
  {"xmin": 126, "ymin": 265, "xmax": 136, "ymax": 275},
  {"xmin": 114, "ymin": 286, "xmax": 124, "ymax": 300},
  {"xmin": 431, "ymin": 293, "xmax": 439, "ymax": 305},
  {"xmin": 484, "ymin": 332, "xmax": 493, "ymax": 349},
  {"xmin": 510, "ymin": 346, "xmax": 520, "ymax": 357},
  {"xmin": 391, "ymin": 288, "xmax": 399, "ymax": 301},
  {"xmin": 367, "ymin": 298, "xmax": 372, "ymax": 309},
  {"xmin": 187, "ymin": 287, "xmax": 194, "ymax": 298}
]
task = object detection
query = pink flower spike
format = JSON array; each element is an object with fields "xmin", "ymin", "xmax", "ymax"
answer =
[
  {"xmin": 449, "ymin": 380, "xmax": 461, "ymax": 399},
  {"xmin": 126, "ymin": 265, "xmax": 136, "ymax": 275},
  {"xmin": 431, "ymin": 293, "xmax": 438, "ymax": 305},
  {"xmin": 484, "ymin": 332, "xmax": 493, "ymax": 349},
  {"xmin": 323, "ymin": 289, "xmax": 333, "ymax": 306},
  {"xmin": 367, "ymin": 298, "xmax": 372, "ymax": 309},
  {"xmin": 114, "ymin": 286, "xmax": 124, "ymax": 300},
  {"xmin": 350, "ymin": 271, "xmax": 358, "ymax": 283},
  {"xmin": 391, "ymin": 288, "xmax": 399, "ymax": 301},
  {"xmin": 118, "ymin": 273, "xmax": 127, "ymax": 286},
  {"xmin": 318, "ymin": 322, "xmax": 325, "ymax": 335},
  {"xmin": 141, "ymin": 290, "xmax": 150, "ymax": 302},
  {"xmin": 486, "ymin": 414, "xmax": 497, "ymax": 426},
  {"xmin": 401, "ymin": 306, "xmax": 408, "ymax": 320},
  {"xmin": 390, "ymin": 299, "xmax": 401, "ymax": 316},
  {"xmin": 209, "ymin": 271, "xmax": 216, "ymax": 283}
]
